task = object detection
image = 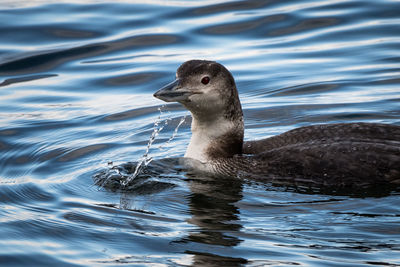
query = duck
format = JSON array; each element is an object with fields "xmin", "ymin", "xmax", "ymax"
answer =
[{"xmin": 154, "ymin": 59, "xmax": 400, "ymax": 188}]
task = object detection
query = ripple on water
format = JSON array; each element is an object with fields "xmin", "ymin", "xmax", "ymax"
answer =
[
  {"xmin": 0, "ymin": 183, "xmax": 56, "ymax": 205},
  {"xmin": 0, "ymin": 74, "xmax": 58, "ymax": 87},
  {"xmin": 0, "ymin": 34, "xmax": 182, "ymax": 76},
  {"xmin": 100, "ymin": 106, "xmax": 160, "ymax": 122},
  {"xmin": 57, "ymin": 144, "xmax": 110, "ymax": 162},
  {"xmin": 198, "ymin": 14, "xmax": 287, "ymax": 36}
]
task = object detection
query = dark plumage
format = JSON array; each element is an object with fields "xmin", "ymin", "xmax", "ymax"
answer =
[
  {"xmin": 154, "ymin": 60, "xmax": 400, "ymax": 188},
  {"xmin": 225, "ymin": 125, "xmax": 400, "ymax": 186}
]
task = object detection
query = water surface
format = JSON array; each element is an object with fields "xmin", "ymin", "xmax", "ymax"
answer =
[{"xmin": 1, "ymin": 0, "xmax": 400, "ymax": 266}]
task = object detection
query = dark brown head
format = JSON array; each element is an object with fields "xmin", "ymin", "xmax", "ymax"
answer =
[{"xmin": 154, "ymin": 60, "xmax": 243, "ymax": 122}]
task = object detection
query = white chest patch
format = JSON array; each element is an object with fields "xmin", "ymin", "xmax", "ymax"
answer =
[
  {"xmin": 185, "ymin": 134, "xmax": 210, "ymax": 163},
  {"xmin": 184, "ymin": 118, "xmax": 236, "ymax": 163}
]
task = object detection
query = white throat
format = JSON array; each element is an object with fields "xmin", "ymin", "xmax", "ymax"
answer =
[{"xmin": 184, "ymin": 116, "xmax": 237, "ymax": 163}]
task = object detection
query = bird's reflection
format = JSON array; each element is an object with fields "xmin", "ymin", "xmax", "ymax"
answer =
[
  {"xmin": 183, "ymin": 173, "xmax": 247, "ymax": 266},
  {"xmin": 110, "ymin": 158, "xmax": 248, "ymax": 266}
]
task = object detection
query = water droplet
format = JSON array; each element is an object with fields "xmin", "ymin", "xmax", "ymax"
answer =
[{"xmin": 121, "ymin": 107, "xmax": 187, "ymax": 187}]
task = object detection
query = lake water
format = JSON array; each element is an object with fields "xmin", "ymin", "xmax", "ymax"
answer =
[{"xmin": 1, "ymin": 0, "xmax": 400, "ymax": 266}]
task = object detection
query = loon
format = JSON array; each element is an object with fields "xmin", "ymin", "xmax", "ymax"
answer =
[{"xmin": 154, "ymin": 60, "xmax": 400, "ymax": 187}]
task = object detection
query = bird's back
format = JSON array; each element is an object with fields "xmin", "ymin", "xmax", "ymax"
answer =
[
  {"xmin": 243, "ymin": 123, "xmax": 400, "ymax": 154},
  {"xmin": 213, "ymin": 123, "xmax": 400, "ymax": 187}
]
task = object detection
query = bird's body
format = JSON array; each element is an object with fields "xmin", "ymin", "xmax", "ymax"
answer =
[{"xmin": 154, "ymin": 60, "xmax": 400, "ymax": 187}]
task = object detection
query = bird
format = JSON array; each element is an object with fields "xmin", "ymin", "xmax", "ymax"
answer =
[{"xmin": 154, "ymin": 59, "xmax": 400, "ymax": 188}]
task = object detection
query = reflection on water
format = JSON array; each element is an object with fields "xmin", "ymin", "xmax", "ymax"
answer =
[
  {"xmin": 1, "ymin": 0, "xmax": 400, "ymax": 266},
  {"xmin": 185, "ymin": 175, "xmax": 245, "ymax": 265}
]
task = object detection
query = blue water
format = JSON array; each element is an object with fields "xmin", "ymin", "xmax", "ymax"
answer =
[{"xmin": 1, "ymin": 0, "xmax": 400, "ymax": 266}]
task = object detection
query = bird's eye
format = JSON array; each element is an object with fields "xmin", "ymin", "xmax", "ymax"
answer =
[{"xmin": 201, "ymin": 76, "xmax": 210, "ymax": 85}]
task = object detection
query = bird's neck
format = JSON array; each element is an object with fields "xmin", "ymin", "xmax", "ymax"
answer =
[{"xmin": 184, "ymin": 115, "xmax": 244, "ymax": 163}]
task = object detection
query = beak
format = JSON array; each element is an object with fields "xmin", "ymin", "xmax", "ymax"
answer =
[{"xmin": 153, "ymin": 79, "xmax": 194, "ymax": 102}]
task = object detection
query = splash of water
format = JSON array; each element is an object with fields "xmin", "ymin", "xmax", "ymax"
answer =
[
  {"xmin": 158, "ymin": 114, "xmax": 187, "ymax": 151},
  {"xmin": 120, "ymin": 106, "xmax": 187, "ymax": 187}
]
